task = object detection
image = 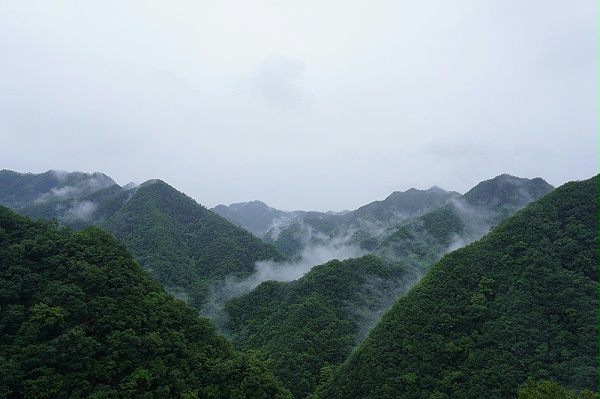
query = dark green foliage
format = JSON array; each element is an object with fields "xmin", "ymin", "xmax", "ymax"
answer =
[
  {"xmin": 517, "ymin": 379, "xmax": 599, "ymax": 399},
  {"xmin": 317, "ymin": 176, "xmax": 599, "ymax": 399},
  {"xmin": 378, "ymin": 204, "xmax": 464, "ymax": 264},
  {"xmin": 0, "ymin": 206, "xmax": 291, "ymax": 398},
  {"xmin": 225, "ymin": 255, "xmax": 414, "ymax": 399}
]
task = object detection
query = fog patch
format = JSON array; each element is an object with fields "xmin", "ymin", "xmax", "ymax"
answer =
[
  {"xmin": 445, "ymin": 233, "xmax": 469, "ymax": 254},
  {"xmin": 50, "ymin": 169, "xmax": 69, "ymax": 182},
  {"xmin": 35, "ymin": 172, "xmax": 115, "ymax": 203},
  {"xmin": 66, "ymin": 200, "xmax": 97, "ymax": 221},
  {"xmin": 265, "ymin": 214, "xmax": 299, "ymax": 240},
  {"xmin": 244, "ymin": 241, "xmax": 366, "ymax": 291},
  {"xmin": 200, "ymin": 237, "xmax": 367, "ymax": 325}
]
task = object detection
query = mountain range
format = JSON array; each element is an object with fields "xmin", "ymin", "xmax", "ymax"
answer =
[
  {"xmin": 213, "ymin": 174, "xmax": 554, "ymax": 270},
  {"xmin": 0, "ymin": 170, "xmax": 553, "ymax": 316},
  {"xmin": 1, "ymin": 168, "xmax": 596, "ymax": 398}
]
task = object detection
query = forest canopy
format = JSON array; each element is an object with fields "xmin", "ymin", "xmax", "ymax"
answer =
[{"xmin": 0, "ymin": 206, "xmax": 291, "ymax": 399}]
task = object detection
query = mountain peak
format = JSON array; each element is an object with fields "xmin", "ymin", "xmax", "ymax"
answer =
[{"xmin": 463, "ymin": 174, "xmax": 553, "ymax": 208}]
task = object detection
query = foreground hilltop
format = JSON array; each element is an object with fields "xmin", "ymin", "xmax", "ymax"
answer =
[
  {"xmin": 0, "ymin": 205, "xmax": 291, "ymax": 398},
  {"xmin": 315, "ymin": 175, "xmax": 599, "ymax": 399}
]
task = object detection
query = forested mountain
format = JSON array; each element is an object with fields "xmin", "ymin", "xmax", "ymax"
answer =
[
  {"xmin": 101, "ymin": 179, "xmax": 285, "ymax": 310},
  {"xmin": 0, "ymin": 171, "xmax": 285, "ymax": 312},
  {"xmin": 0, "ymin": 205, "xmax": 291, "ymax": 398},
  {"xmin": 225, "ymin": 255, "xmax": 417, "ymax": 399},
  {"xmin": 314, "ymin": 175, "xmax": 599, "ymax": 399},
  {"xmin": 373, "ymin": 175, "xmax": 554, "ymax": 269}
]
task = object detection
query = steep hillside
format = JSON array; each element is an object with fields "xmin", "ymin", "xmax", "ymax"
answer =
[
  {"xmin": 101, "ymin": 180, "xmax": 285, "ymax": 310},
  {"xmin": 225, "ymin": 255, "xmax": 416, "ymax": 399},
  {"xmin": 0, "ymin": 206, "xmax": 291, "ymax": 398},
  {"xmin": 315, "ymin": 175, "xmax": 599, "ymax": 399},
  {"xmin": 373, "ymin": 174, "xmax": 554, "ymax": 267}
]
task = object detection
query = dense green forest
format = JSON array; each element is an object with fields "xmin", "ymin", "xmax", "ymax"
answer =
[
  {"xmin": 315, "ymin": 175, "xmax": 599, "ymax": 399},
  {"xmin": 225, "ymin": 255, "xmax": 415, "ymax": 399},
  {"xmin": 0, "ymin": 206, "xmax": 291, "ymax": 398}
]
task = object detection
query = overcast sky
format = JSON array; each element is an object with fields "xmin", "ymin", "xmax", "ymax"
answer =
[{"xmin": 1, "ymin": 1, "xmax": 597, "ymax": 211}]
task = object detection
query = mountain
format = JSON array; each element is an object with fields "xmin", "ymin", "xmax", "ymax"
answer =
[
  {"xmin": 101, "ymin": 179, "xmax": 285, "ymax": 310},
  {"xmin": 224, "ymin": 255, "xmax": 416, "ymax": 399},
  {"xmin": 373, "ymin": 175, "xmax": 555, "ymax": 267},
  {"xmin": 218, "ymin": 175, "xmax": 557, "ymax": 399},
  {"xmin": 0, "ymin": 170, "xmax": 285, "ymax": 312},
  {"xmin": 212, "ymin": 200, "xmax": 305, "ymax": 237},
  {"xmin": 0, "ymin": 205, "xmax": 291, "ymax": 398},
  {"xmin": 314, "ymin": 175, "xmax": 599, "ymax": 399},
  {"xmin": 0, "ymin": 169, "xmax": 127, "ymax": 229}
]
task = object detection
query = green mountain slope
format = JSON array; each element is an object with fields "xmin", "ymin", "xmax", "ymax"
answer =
[
  {"xmin": 101, "ymin": 179, "xmax": 285, "ymax": 309},
  {"xmin": 260, "ymin": 187, "xmax": 460, "ymax": 259},
  {"xmin": 0, "ymin": 171, "xmax": 286, "ymax": 312},
  {"xmin": 315, "ymin": 175, "xmax": 599, "ymax": 399},
  {"xmin": 225, "ymin": 255, "xmax": 415, "ymax": 399},
  {"xmin": 240, "ymin": 175, "xmax": 553, "ymax": 265},
  {"xmin": 373, "ymin": 174, "xmax": 554, "ymax": 266},
  {"xmin": 0, "ymin": 206, "xmax": 291, "ymax": 399}
]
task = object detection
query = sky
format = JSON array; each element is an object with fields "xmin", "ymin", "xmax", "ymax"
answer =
[{"xmin": 1, "ymin": 1, "xmax": 598, "ymax": 212}]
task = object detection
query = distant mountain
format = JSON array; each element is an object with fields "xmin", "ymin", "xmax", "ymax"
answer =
[
  {"xmin": 0, "ymin": 169, "xmax": 126, "ymax": 229},
  {"xmin": 315, "ymin": 175, "xmax": 599, "ymax": 399},
  {"xmin": 0, "ymin": 205, "xmax": 291, "ymax": 398},
  {"xmin": 373, "ymin": 174, "xmax": 555, "ymax": 267},
  {"xmin": 212, "ymin": 200, "xmax": 305, "ymax": 237},
  {"xmin": 216, "ymin": 175, "xmax": 554, "ymax": 268},
  {"xmin": 0, "ymin": 170, "xmax": 285, "ymax": 311}
]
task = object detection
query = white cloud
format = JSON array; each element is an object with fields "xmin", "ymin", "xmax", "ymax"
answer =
[{"xmin": 0, "ymin": 0, "xmax": 597, "ymax": 212}]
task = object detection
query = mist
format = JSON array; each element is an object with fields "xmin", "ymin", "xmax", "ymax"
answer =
[{"xmin": 200, "ymin": 238, "xmax": 367, "ymax": 326}]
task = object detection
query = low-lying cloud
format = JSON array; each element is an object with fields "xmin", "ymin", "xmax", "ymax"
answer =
[
  {"xmin": 201, "ymin": 237, "xmax": 367, "ymax": 325},
  {"xmin": 67, "ymin": 200, "xmax": 98, "ymax": 221}
]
